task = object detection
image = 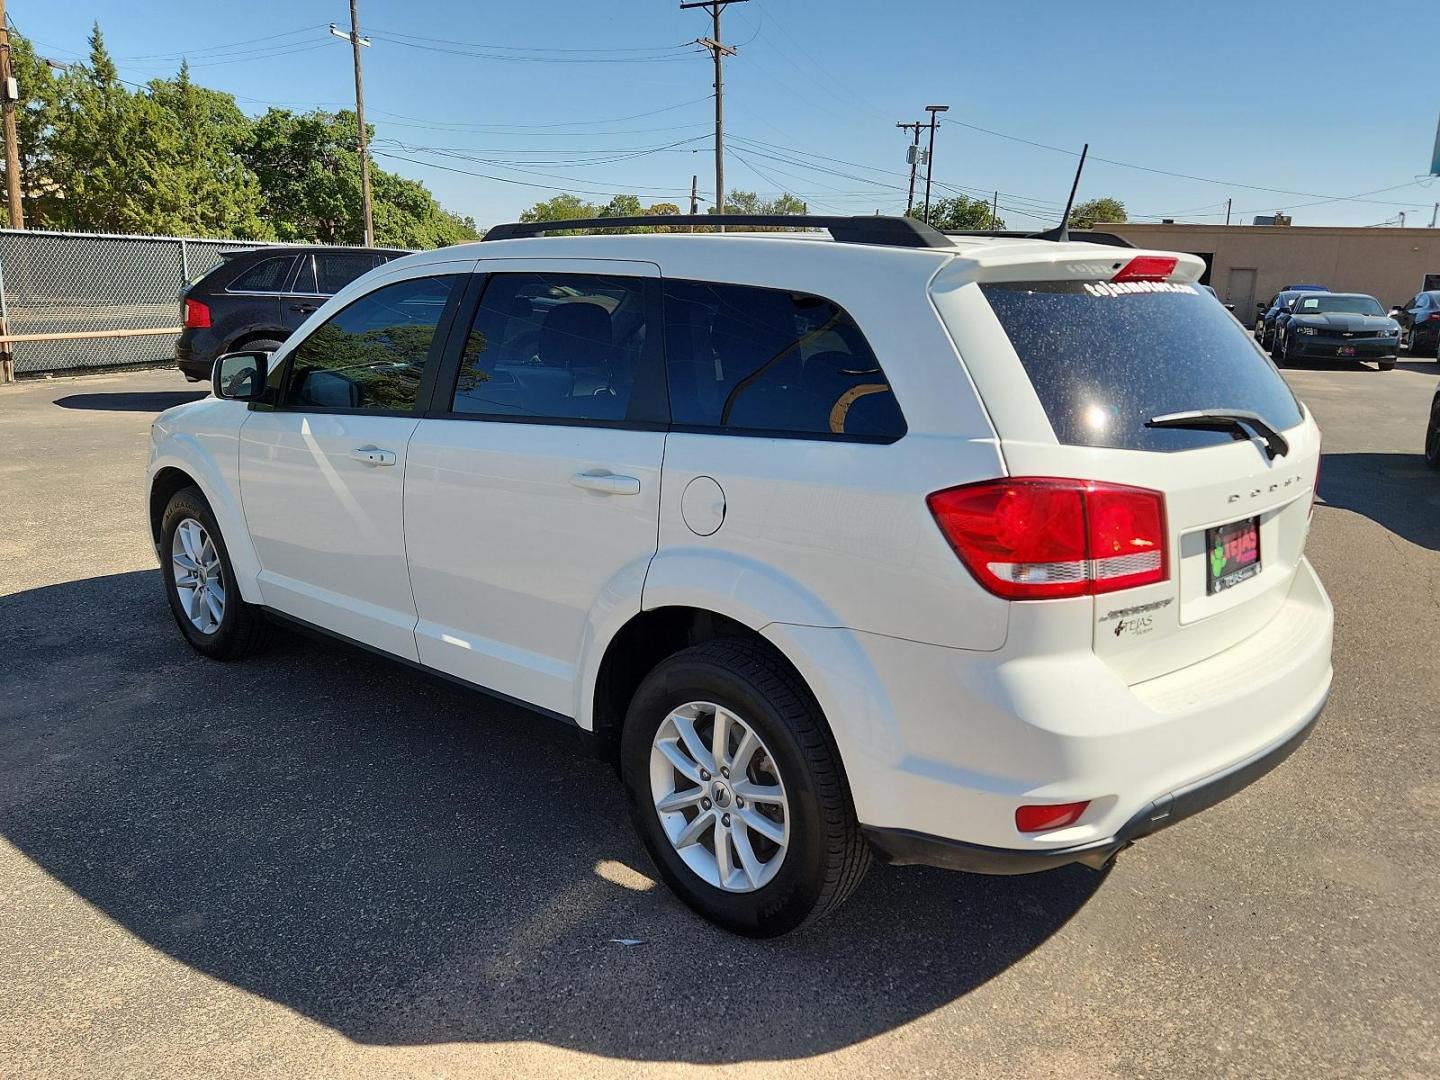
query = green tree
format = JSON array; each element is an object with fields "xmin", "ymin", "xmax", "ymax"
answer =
[
  {"xmin": 46, "ymin": 24, "xmax": 179, "ymax": 233},
  {"xmin": 714, "ymin": 189, "xmax": 808, "ymax": 230},
  {"xmin": 908, "ymin": 194, "xmax": 1002, "ymax": 230},
  {"xmin": 146, "ymin": 62, "xmax": 271, "ymax": 238},
  {"xmin": 2, "ymin": 25, "xmax": 477, "ymax": 243},
  {"xmin": 244, "ymin": 108, "xmax": 477, "ymax": 247},
  {"xmin": 1069, "ymin": 197, "xmax": 1127, "ymax": 228}
]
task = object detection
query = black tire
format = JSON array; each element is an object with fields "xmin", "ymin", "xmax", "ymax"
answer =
[
  {"xmin": 237, "ymin": 337, "xmax": 284, "ymax": 355},
  {"xmin": 1425, "ymin": 400, "xmax": 1440, "ymax": 471},
  {"xmin": 1378, "ymin": 360, "xmax": 1396, "ymax": 371},
  {"xmin": 1271, "ymin": 330, "xmax": 1285, "ymax": 362},
  {"xmin": 620, "ymin": 638, "xmax": 870, "ymax": 937},
  {"xmin": 159, "ymin": 486, "xmax": 269, "ymax": 659}
]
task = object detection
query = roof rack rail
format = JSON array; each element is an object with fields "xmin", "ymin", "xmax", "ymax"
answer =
[
  {"xmin": 481, "ymin": 214, "xmax": 953, "ymax": 249},
  {"xmin": 944, "ymin": 229, "xmax": 1135, "ymax": 249}
]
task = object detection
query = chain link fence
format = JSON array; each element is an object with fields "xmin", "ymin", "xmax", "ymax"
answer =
[{"xmin": 0, "ymin": 229, "xmax": 276, "ymax": 375}]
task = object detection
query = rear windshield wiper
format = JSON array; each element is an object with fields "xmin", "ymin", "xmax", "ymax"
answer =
[{"xmin": 1145, "ymin": 409, "xmax": 1290, "ymax": 460}]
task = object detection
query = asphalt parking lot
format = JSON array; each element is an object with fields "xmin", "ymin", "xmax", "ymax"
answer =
[{"xmin": 2, "ymin": 361, "xmax": 1438, "ymax": 1079}]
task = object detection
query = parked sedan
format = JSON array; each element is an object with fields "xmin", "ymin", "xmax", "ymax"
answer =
[
  {"xmin": 1273, "ymin": 292, "xmax": 1399, "ymax": 370},
  {"xmin": 177, "ymin": 245, "xmax": 410, "ymax": 381},
  {"xmin": 1255, "ymin": 288, "xmax": 1328, "ymax": 350},
  {"xmin": 1395, "ymin": 290, "xmax": 1440, "ymax": 359}
]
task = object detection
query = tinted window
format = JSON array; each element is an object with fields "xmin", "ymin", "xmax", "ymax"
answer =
[
  {"xmin": 293, "ymin": 256, "xmax": 318, "ymax": 294},
  {"xmin": 662, "ymin": 280, "xmax": 905, "ymax": 439},
  {"xmin": 981, "ymin": 280, "xmax": 1303, "ymax": 452},
  {"xmin": 315, "ymin": 253, "xmax": 379, "ymax": 294},
  {"xmin": 228, "ymin": 256, "xmax": 294, "ymax": 293},
  {"xmin": 283, "ymin": 275, "xmax": 459, "ymax": 411},
  {"xmin": 451, "ymin": 273, "xmax": 649, "ymax": 422}
]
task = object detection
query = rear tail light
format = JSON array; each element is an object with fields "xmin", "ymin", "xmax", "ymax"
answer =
[
  {"xmin": 927, "ymin": 478, "xmax": 1168, "ymax": 600},
  {"xmin": 1427, "ymin": 313, "xmax": 1440, "ymax": 322},
  {"xmin": 1112, "ymin": 255, "xmax": 1178, "ymax": 283},
  {"xmin": 1016, "ymin": 801, "xmax": 1090, "ymax": 832},
  {"xmin": 183, "ymin": 298, "xmax": 211, "ymax": 329}
]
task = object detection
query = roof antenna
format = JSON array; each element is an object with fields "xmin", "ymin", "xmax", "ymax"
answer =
[{"xmin": 1034, "ymin": 142, "xmax": 1088, "ymax": 242}]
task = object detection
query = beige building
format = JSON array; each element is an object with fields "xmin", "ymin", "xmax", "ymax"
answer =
[{"xmin": 1097, "ymin": 222, "xmax": 1440, "ymax": 321}]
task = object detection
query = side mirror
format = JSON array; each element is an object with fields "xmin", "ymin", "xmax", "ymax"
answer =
[{"xmin": 212, "ymin": 351, "xmax": 269, "ymax": 402}]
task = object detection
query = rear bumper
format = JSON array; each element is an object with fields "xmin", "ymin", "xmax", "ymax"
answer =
[
  {"xmin": 865, "ymin": 689, "xmax": 1325, "ymax": 874},
  {"xmin": 786, "ymin": 556, "xmax": 1334, "ymax": 863},
  {"xmin": 175, "ymin": 329, "xmax": 219, "ymax": 381}
]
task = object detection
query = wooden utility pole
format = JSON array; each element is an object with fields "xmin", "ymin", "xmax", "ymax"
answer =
[
  {"xmin": 0, "ymin": 0, "xmax": 25, "ymax": 230},
  {"xmin": 331, "ymin": 6, "xmax": 373, "ymax": 246},
  {"xmin": 922, "ymin": 104, "xmax": 948, "ymax": 224},
  {"xmin": 681, "ymin": 0, "xmax": 747, "ymax": 229},
  {"xmin": 991, "ymin": 190, "xmax": 999, "ymax": 229},
  {"xmin": 1225, "ymin": 197, "xmax": 1232, "ymax": 226},
  {"xmin": 896, "ymin": 121, "xmax": 923, "ymax": 215}
]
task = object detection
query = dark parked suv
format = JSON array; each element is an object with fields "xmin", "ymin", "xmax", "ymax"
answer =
[{"xmin": 176, "ymin": 245, "xmax": 409, "ymax": 381}]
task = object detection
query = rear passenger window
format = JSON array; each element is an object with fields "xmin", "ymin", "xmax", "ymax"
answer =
[
  {"xmin": 315, "ymin": 253, "xmax": 379, "ymax": 294},
  {"xmin": 283, "ymin": 275, "xmax": 459, "ymax": 411},
  {"xmin": 228, "ymin": 256, "xmax": 294, "ymax": 293},
  {"xmin": 662, "ymin": 280, "xmax": 905, "ymax": 440},
  {"xmin": 450, "ymin": 272, "xmax": 650, "ymax": 422}
]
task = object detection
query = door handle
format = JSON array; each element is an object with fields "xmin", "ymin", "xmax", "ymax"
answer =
[
  {"xmin": 350, "ymin": 447, "xmax": 397, "ymax": 467},
  {"xmin": 291, "ymin": 303, "xmax": 319, "ymax": 314},
  {"xmin": 570, "ymin": 471, "xmax": 641, "ymax": 496}
]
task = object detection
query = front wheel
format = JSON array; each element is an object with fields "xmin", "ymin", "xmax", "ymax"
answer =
[
  {"xmin": 620, "ymin": 639, "xmax": 870, "ymax": 936},
  {"xmin": 160, "ymin": 486, "xmax": 269, "ymax": 659}
]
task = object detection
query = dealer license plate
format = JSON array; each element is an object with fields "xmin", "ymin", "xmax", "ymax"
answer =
[
  {"xmin": 1206, "ymin": 517, "xmax": 1261, "ymax": 595},
  {"xmin": 1337, "ymin": 345, "xmax": 1356, "ymax": 357}
]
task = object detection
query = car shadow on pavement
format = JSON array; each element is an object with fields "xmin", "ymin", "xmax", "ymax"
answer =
[
  {"xmin": 1319, "ymin": 452, "xmax": 1440, "ymax": 552},
  {"xmin": 0, "ymin": 570, "xmax": 1102, "ymax": 1064},
  {"xmin": 53, "ymin": 390, "xmax": 207, "ymax": 412}
]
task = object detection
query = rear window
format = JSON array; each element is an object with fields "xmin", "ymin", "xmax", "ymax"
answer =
[{"xmin": 981, "ymin": 281, "xmax": 1303, "ymax": 452}]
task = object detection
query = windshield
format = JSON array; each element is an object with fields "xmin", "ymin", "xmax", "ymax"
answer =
[
  {"xmin": 981, "ymin": 280, "xmax": 1304, "ymax": 453},
  {"xmin": 1295, "ymin": 295, "xmax": 1383, "ymax": 315}
]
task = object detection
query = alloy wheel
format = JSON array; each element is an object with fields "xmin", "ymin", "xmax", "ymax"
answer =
[
  {"xmin": 649, "ymin": 700, "xmax": 790, "ymax": 893},
  {"xmin": 171, "ymin": 517, "xmax": 226, "ymax": 634}
]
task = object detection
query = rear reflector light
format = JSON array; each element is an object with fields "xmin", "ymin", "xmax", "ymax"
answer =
[
  {"xmin": 1016, "ymin": 801, "xmax": 1090, "ymax": 832},
  {"xmin": 183, "ymin": 298, "xmax": 211, "ymax": 329},
  {"xmin": 1112, "ymin": 256, "xmax": 1178, "ymax": 282},
  {"xmin": 927, "ymin": 478, "xmax": 1168, "ymax": 600},
  {"xmin": 1427, "ymin": 313, "xmax": 1440, "ymax": 322}
]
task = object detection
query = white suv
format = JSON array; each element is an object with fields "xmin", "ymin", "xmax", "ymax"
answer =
[{"xmin": 146, "ymin": 215, "xmax": 1332, "ymax": 936}]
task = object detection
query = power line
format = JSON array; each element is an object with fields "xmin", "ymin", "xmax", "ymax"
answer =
[
  {"xmin": 364, "ymin": 26, "xmax": 694, "ymax": 54},
  {"xmin": 373, "ymin": 150, "xmax": 701, "ymax": 200},
  {"xmin": 940, "ymin": 116, "xmax": 1439, "ymax": 209},
  {"xmin": 366, "ymin": 33, "xmax": 700, "ymax": 64},
  {"xmin": 112, "ymin": 25, "xmax": 328, "ymax": 62}
]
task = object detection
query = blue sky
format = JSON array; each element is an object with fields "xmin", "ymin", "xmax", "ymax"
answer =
[{"xmin": 21, "ymin": 0, "xmax": 1440, "ymax": 229}]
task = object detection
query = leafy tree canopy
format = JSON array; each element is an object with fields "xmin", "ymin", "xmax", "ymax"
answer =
[
  {"xmin": 2, "ymin": 25, "xmax": 476, "ymax": 246},
  {"xmin": 908, "ymin": 194, "xmax": 1003, "ymax": 231},
  {"xmin": 1069, "ymin": 197, "xmax": 1127, "ymax": 228}
]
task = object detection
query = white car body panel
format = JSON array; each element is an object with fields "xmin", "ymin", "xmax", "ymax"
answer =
[{"xmin": 406, "ymin": 419, "xmax": 664, "ymax": 717}]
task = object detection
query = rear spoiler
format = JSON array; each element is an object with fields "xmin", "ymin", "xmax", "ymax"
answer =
[{"xmin": 945, "ymin": 230, "xmax": 1135, "ymax": 249}]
